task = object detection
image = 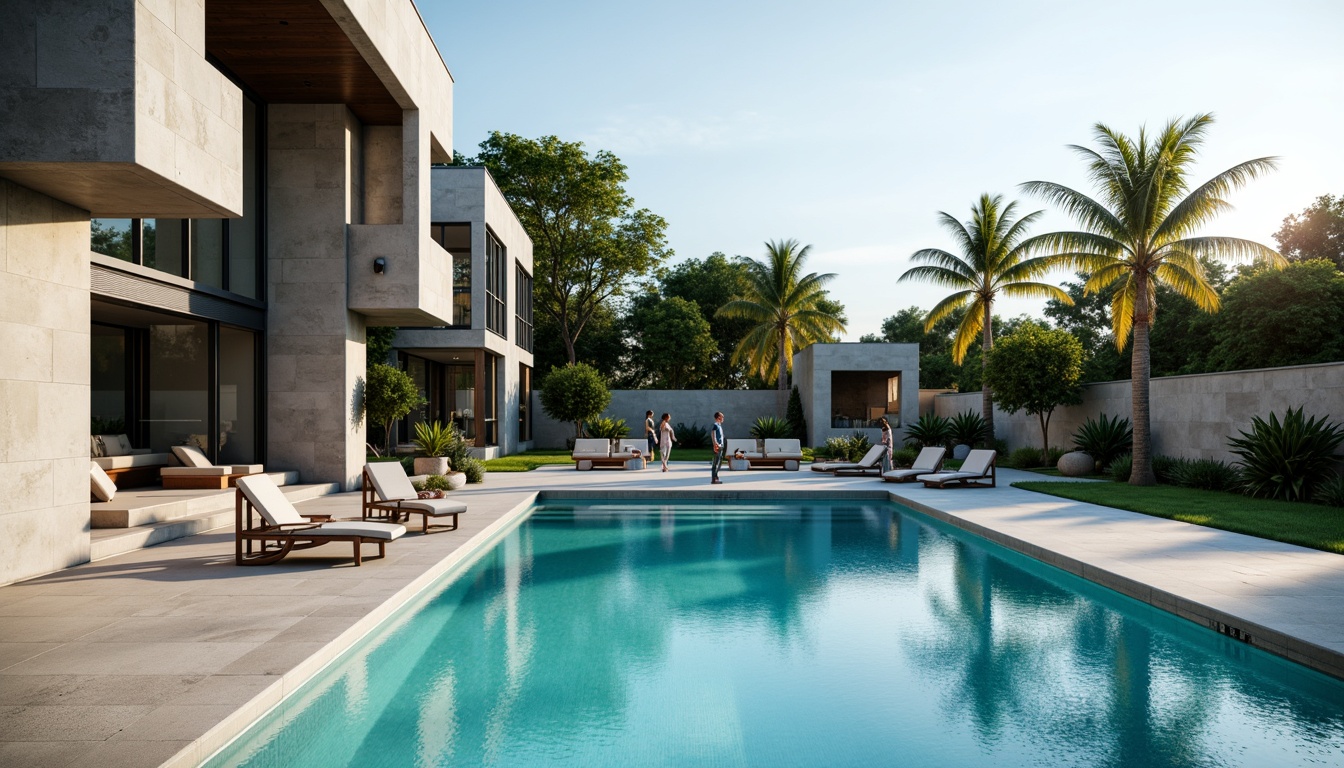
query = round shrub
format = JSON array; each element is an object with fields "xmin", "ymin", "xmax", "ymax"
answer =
[
  {"xmin": 460, "ymin": 457, "xmax": 486, "ymax": 484},
  {"xmin": 539, "ymin": 363, "xmax": 611, "ymax": 440}
]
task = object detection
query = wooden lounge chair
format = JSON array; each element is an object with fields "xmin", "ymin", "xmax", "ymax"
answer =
[
  {"xmin": 160, "ymin": 445, "xmax": 263, "ymax": 489},
  {"xmin": 917, "ymin": 449, "xmax": 997, "ymax": 488},
  {"xmin": 813, "ymin": 445, "xmax": 887, "ymax": 475},
  {"xmin": 235, "ymin": 474, "xmax": 405, "ymax": 566},
  {"xmin": 362, "ymin": 461, "xmax": 467, "ymax": 533},
  {"xmin": 881, "ymin": 446, "xmax": 947, "ymax": 483}
]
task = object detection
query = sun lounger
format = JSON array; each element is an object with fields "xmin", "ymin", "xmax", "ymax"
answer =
[
  {"xmin": 812, "ymin": 445, "xmax": 886, "ymax": 475},
  {"xmin": 917, "ymin": 449, "xmax": 997, "ymax": 488},
  {"xmin": 235, "ymin": 474, "xmax": 405, "ymax": 566},
  {"xmin": 160, "ymin": 445, "xmax": 263, "ymax": 489},
  {"xmin": 881, "ymin": 446, "xmax": 947, "ymax": 483},
  {"xmin": 362, "ymin": 461, "xmax": 467, "ymax": 534}
]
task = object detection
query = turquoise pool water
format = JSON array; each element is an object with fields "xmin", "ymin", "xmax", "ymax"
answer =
[{"xmin": 206, "ymin": 501, "xmax": 1344, "ymax": 767}]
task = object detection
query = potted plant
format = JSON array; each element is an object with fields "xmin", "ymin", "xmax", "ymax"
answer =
[{"xmin": 412, "ymin": 421, "xmax": 453, "ymax": 477}]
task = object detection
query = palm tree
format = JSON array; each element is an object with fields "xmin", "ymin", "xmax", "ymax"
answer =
[
  {"xmin": 717, "ymin": 239, "xmax": 846, "ymax": 390},
  {"xmin": 899, "ymin": 194, "xmax": 1070, "ymax": 441},
  {"xmin": 1021, "ymin": 114, "xmax": 1282, "ymax": 485}
]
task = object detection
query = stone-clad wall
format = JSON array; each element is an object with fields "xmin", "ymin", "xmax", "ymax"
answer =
[
  {"xmin": 933, "ymin": 362, "xmax": 1344, "ymax": 463},
  {"xmin": 532, "ymin": 390, "xmax": 787, "ymax": 449},
  {"xmin": 0, "ymin": 181, "xmax": 92, "ymax": 586}
]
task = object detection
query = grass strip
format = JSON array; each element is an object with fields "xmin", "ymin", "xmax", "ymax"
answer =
[
  {"xmin": 483, "ymin": 447, "xmax": 817, "ymax": 471},
  {"xmin": 1013, "ymin": 480, "xmax": 1344, "ymax": 555}
]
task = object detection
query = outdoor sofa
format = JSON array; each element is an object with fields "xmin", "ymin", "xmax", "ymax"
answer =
[
  {"xmin": 571, "ymin": 438, "xmax": 639, "ymax": 470},
  {"xmin": 917, "ymin": 449, "xmax": 997, "ymax": 488},
  {"xmin": 235, "ymin": 473, "xmax": 405, "ymax": 566},
  {"xmin": 881, "ymin": 447, "xmax": 947, "ymax": 483},
  {"xmin": 362, "ymin": 461, "xmax": 467, "ymax": 534},
  {"xmin": 91, "ymin": 434, "xmax": 172, "ymax": 488}
]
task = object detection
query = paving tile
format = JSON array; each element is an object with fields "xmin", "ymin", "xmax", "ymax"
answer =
[
  {"xmin": 0, "ymin": 643, "xmax": 60, "ymax": 671},
  {"xmin": 0, "ymin": 615, "xmax": 122, "ymax": 644},
  {"xmin": 110, "ymin": 704, "xmax": 240, "ymax": 742},
  {"xmin": 77, "ymin": 615, "xmax": 304, "ymax": 645},
  {"xmin": 0, "ymin": 704, "xmax": 155, "ymax": 741},
  {"xmin": 167, "ymin": 674, "xmax": 279, "ymax": 707},
  {"xmin": 216, "ymin": 642, "xmax": 328, "ymax": 676},
  {"xmin": 63, "ymin": 739, "xmax": 191, "ymax": 768},
  {"xmin": 0, "ymin": 675, "xmax": 202, "ymax": 706},
  {"xmin": 3, "ymin": 642, "xmax": 260, "ymax": 677},
  {"xmin": 0, "ymin": 739, "xmax": 97, "ymax": 768}
]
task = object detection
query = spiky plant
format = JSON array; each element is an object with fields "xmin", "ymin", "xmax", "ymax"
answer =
[
  {"xmin": 717, "ymin": 239, "xmax": 847, "ymax": 390},
  {"xmin": 1022, "ymin": 114, "xmax": 1282, "ymax": 485},
  {"xmin": 749, "ymin": 416, "xmax": 793, "ymax": 440},
  {"xmin": 1071, "ymin": 413, "xmax": 1133, "ymax": 471},
  {"xmin": 899, "ymin": 194, "xmax": 1070, "ymax": 441},
  {"xmin": 949, "ymin": 410, "xmax": 989, "ymax": 447},
  {"xmin": 904, "ymin": 413, "xmax": 953, "ymax": 449},
  {"xmin": 1227, "ymin": 407, "xmax": 1344, "ymax": 502}
]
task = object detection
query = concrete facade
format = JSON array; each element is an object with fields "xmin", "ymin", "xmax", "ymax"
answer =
[
  {"xmin": 392, "ymin": 166, "xmax": 535, "ymax": 457},
  {"xmin": 531, "ymin": 389, "xmax": 787, "ymax": 449},
  {"xmin": 0, "ymin": 0, "xmax": 244, "ymax": 217},
  {"xmin": 934, "ymin": 361, "xmax": 1344, "ymax": 463},
  {"xmin": 792, "ymin": 343, "xmax": 920, "ymax": 447}
]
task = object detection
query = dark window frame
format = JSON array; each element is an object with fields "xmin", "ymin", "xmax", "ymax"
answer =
[
  {"xmin": 484, "ymin": 228, "xmax": 507, "ymax": 338},
  {"xmin": 428, "ymin": 222, "xmax": 473, "ymax": 328},
  {"xmin": 514, "ymin": 265, "xmax": 533, "ymax": 352}
]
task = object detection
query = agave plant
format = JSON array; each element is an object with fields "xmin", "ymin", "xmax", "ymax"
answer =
[
  {"xmin": 949, "ymin": 410, "xmax": 989, "ymax": 447},
  {"xmin": 1072, "ymin": 413, "xmax": 1133, "ymax": 471},
  {"xmin": 412, "ymin": 421, "xmax": 454, "ymax": 458},
  {"xmin": 750, "ymin": 416, "xmax": 793, "ymax": 439},
  {"xmin": 1167, "ymin": 458, "xmax": 1240, "ymax": 492},
  {"xmin": 1228, "ymin": 407, "xmax": 1344, "ymax": 502},
  {"xmin": 584, "ymin": 417, "xmax": 630, "ymax": 440},
  {"xmin": 904, "ymin": 413, "xmax": 953, "ymax": 449}
]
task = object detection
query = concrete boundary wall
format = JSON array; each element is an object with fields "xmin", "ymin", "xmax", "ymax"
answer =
[
  {"xmin": 532, "ymin": 390, "xmax": 787, "ymax": 449},
  {"xmin": 933, "ymin": 361, "xmax": 1344, "ymax": 463}
]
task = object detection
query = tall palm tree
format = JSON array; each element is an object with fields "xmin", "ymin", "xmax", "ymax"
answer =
[
  {"xmin": 899, "ymin": 194, "xmax": 1069, "ymax": 441},
  {"xmin": 1021, "ymin": 114, "xmax": 1281, "ymax": 485},
  {"xmin": 717, "ymin": 239, "xmax": 846, "ymax": 390}
]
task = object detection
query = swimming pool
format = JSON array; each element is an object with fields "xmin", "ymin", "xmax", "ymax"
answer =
[{"xmin": 205, "ymin": 500, "xmax": 1344, "ymax": 767}]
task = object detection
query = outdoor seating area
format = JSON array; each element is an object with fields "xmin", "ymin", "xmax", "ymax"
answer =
[
  {"xmin": 160, "ymin": 444, "xmax": 264, "ymax": 489},
  {"xmin": 90, "ymin": 433, "xmax": 172, "ymax": 489},
  {"xmin": 571, "ymin": 438, "xmax": 644, "ymax": 470}
]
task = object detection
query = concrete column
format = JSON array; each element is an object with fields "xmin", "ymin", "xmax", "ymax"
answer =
[
  {"xmin": 266, "ymin": 105, "xmax": 367, "ymax": 490},
  {"xmin": 0, "ymin": 180, "xmax": 92, "ymax": 585}
]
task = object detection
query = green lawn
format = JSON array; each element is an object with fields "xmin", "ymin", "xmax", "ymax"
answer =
[
  {"xmin": 1021, "ymin": 467, "xmax": 1110, "ymax": 479},
  {"xmin": 1013, "ymin": 481, "xmax": 1344, "ymax": 555}
]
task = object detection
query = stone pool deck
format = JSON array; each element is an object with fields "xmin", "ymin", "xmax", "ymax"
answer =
[{"xmin": 2, "ymin": 464, "xmax": 1343, "ymax": 767}]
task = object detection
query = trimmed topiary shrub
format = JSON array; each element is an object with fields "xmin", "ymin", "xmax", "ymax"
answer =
[{"xmin": 539, "ymin": 363, "xmax": 611, "ymax": 441}]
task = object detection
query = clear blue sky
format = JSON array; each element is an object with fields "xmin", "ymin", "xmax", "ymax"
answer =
[{"xmin": 419, "ymin": 0, "xmax": 1344, "ymax": 339}]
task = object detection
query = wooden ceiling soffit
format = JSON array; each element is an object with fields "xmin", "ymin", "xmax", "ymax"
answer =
[{"xmin": 205, "ymin": 0, "xmax": 403, "ymax": 125}]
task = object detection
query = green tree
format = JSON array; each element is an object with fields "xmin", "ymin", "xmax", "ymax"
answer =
[
  {"xmin": 364, "ymin": 363, "xmax": 425, "ymax": 454},
  {"xmin": 785, "ymin": 385, "xmax": 808, "ymax": 442},
  {"xmin": 367, "ymin": 326, "xmax": 397, "ymax": 367},
  {"xmin": 861, "ymin": 306, "xmax": 970, "ymax": 389},
  {"xmin": 1274, "ymin": 193, "xmax": 1344, "ymax": 270},
  {"xmin": 626, "ymin": 296, "xmax": 717, "ymax": 389},
  {"xmin": 1206, "ymin": 260, "xmax": 1344, "ymax": 370},
  {"xmin": 539, "ymin": 363, "xmax": 612, "ymax": 440},
  {"xmin": 532, "ymin": 301, "xmax": 627, "ymax": 382},
  {"xmin": 90, "ymin": 220, "xmax": 132, "ymax": 260},
  {"xmin": 983, "ymin": 323, "xmax": 1084, "ymax": 459},
  {"xmin": 717, "ymin": 239, "xmax": 847, "ymax": 390},
  {"xmin": 660, "ymin": 252, "xmax": 756, "ymax": 388},
  {"xmin": 1023, "ymin": 114, "xmax": 1282, "ymax": 484},
  {"xmin": 469, "ymin": 132, "xmax": 672, "ymax": 364},
  {"xmin": 899, "ymin": 194, "xmax": 1070, "ymax": 440}
]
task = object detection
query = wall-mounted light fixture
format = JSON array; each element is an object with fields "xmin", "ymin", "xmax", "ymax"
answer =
[{"xmin": 373, "ymin": 257, "xmax": 386, "ymax": 274}]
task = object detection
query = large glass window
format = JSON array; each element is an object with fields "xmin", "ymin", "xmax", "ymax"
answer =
[
  {"xmin": 485, "ymin": 230, "xmax": 506, "ymax": 337},
  {"xmin": 144, "ymin": 219, "xmax": 186, "ymax": 277},
  {"xmin": 406, "ymin": 356, "xmax": 429, "ymax": 438},
  {"xmin": 430, "ymin": 223, "xmax": 471, "ymax": 327},
  {"xmin": 147, "ymin": 319, "xmax": 209, "ymax": 453},
  {"xmin": 218, "ymin": 327, "xmax": 257, "ymax": 464},
  {"xmin": 482, "ymin": 354, "xmax": 498, "ymax": 446},
  {"xmin": 191, "ymin": 219, "xmax": 225, "ymax": 289},
  {"xmin": 518, "ymin": 363, "xmax": 532, "ymax": 443},
  {"xmin": 91, "ymin": 219, "xmax": 134, "ymax": 262},
  {"xmin": 515, "ymin": 266, "xmax": 533, "ymax": 352},
  {"xmin": 91, "ymin": 324, "xmax": 129, "ymax": 434}
]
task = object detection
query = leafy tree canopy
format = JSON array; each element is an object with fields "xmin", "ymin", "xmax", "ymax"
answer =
[
  {"xmin": 1275, "ymin": 193, "xmax": 1344, "ymax": 270},
  {"xmin": 1207, "ymin": 260, "xmax": 1344, "ymax": 371},
  {"xmin": 984, "ymin": 322, "xmax": 1084, "ymax": 456},
  {"xmin": 626, "ymin": 295, "xmax": 717, "ymax": 389},
  {"xmin": 538, "ymin": 363, "xmax": 612, "ymax": 439},
  {"xmin": 467, "ymin": 132, "xmax": 672, "ymax": 365},
  {"xmin": 659, "ymin": 253, "xmax": 757, "ymax": 388},
  {"xmin": 364, "ymin": 363, "xmax": 425, "ymax": 453}
]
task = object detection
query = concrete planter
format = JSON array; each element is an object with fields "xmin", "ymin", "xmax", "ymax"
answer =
[
  {"xmin": 413, "ymin": 457, "xmax": 450, "ymax": 476},
  {"xmin": 444, "ymin": 471, "xmax": 467, "ymax": 490},
  {"xmin": 1057, "ymin": 451, "xmax": 1095, "ymax": 477}
]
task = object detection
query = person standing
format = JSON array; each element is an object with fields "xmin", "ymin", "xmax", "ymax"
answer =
[
  {"xmin": 659, "ymin": 413, "xmax": 677, "ymax": 472},
  {"xmin": 644, "ymin": 410, "xmax": 657, "ymax": 463},
  {"xmin": 878, "ymin": 417, "xmax": 894, "ymax": 473},
  {"xmin": 710, "ymin": 411, "xmax": 725, "ymax": 484}
]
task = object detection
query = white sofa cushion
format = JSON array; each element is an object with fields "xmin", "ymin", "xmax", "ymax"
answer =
[
  {"xmin": 96, "ymin": 434, "xmax": 129, "ymax": 457},
  {"xmin": 172, "ymin": 444, "xmax": 215, "ymax": 469},
  {"xmin": 93, "ymin": 453, "xmax": 173, "ymax": 470},
  {"xmin": 90, "ymin": 462, "xmax": 117, "ymax": 501},
  {"xmin": 764, "ymin": 439, "xmax": 804, "ymax": 459},
  {"xmin": 572, "ymin": 439, "xmax": 611, "ymax": 458}
]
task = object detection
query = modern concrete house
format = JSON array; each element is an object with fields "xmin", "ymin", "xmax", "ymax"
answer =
[
  {"xmin": 390, "ymin": 166, "xmax": 535, "ymax": 458},
  {"xmin": 791, "ymin": 343, "xmax": 920, "ymax": 446},
  {"xmin": 0, "ymin": 0, "xmax": 530, "ymax": 586}
]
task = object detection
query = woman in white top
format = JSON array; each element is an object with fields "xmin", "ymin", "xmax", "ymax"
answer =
[
  {"xmin": 658, "ymin": 412, "xmax": 677, "ymax": 472},
  {"xmin": 878, "ymin": 417, "xmax": 893, "ymax": 473}
]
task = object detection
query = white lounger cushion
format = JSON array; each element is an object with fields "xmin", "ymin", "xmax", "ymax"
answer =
[
  {"xmin": 238, "ymin": 474, "xmax": 405, "ymax": 538},
  {"xmin": 172, "ymin": 444, "xmax": 215, "ymax": 469},
  {"xmin": 397, "ymin": 498, "xmax": 468, "ymax": 515},
  {"xmin": 882, "ymin": 446, "xmax": 947, "ymax": 480},
  {"xmin": 815, "ymin": 445, "xmax": 886, "ymax": 471},
  {"xmin": 90, "ymin": 462, "xmax": 116, "ymax": 502},
  {"xmin": 917, "ymin": 449, "xmax": 996, "ymax": 483},
  {"xmin": 365, "ymin": 461, "xmax": 419, "ymax": 500}
]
